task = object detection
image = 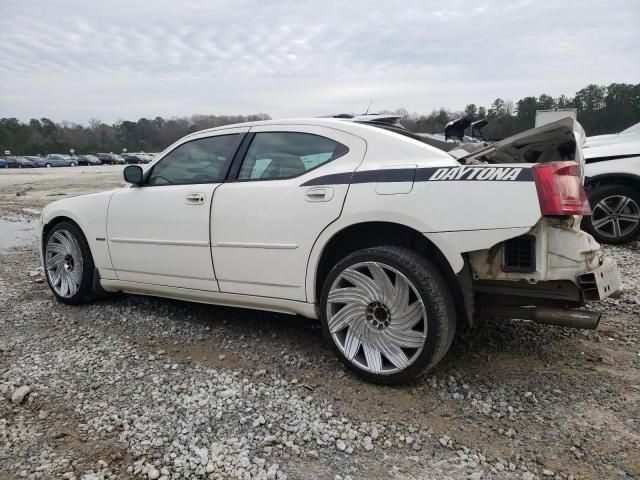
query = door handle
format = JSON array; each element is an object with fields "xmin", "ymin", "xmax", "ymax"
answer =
[
  {"xmin": 305, "ymin": 187, "xmax": 334, "ymax": 202},
  {"xmin": 185, "ymin": 193, "xmax": 205, "ymax": 205}
]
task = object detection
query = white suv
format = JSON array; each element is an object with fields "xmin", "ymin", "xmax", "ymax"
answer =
[
  {"xmin": 581, "ymin": 122, "xmax": 640, "ymax": 244},
  {"xmin": 40, "ymin": 118, "xmax": 621, "ymax": 383}
]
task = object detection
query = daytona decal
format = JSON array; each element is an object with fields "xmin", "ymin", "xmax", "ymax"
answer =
[
  {"xmin": 427, "ymin": 166, "xmax": 524, "ymax": 181},
  {"xmin": 301, "ymin": 165, "xmax": 533, "ymax": 186}
]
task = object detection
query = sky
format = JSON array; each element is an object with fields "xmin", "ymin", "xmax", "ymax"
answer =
[{"xmin": 1, "ymin": 0, "xmax": 639, "ymax": 124}]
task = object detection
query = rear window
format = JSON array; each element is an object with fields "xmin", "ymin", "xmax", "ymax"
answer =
[{"xmin": 237, "ymin": 132, "xmax": 348, "ymax": 181}]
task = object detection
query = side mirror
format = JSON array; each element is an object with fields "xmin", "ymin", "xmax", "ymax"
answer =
[{"xmin": 123, "ymin": 165, "xmax": 143, "ymax": 186}]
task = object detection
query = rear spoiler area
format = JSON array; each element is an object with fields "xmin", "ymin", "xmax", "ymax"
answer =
[{"xmin": 453, "ymin": 117, "xmax": 587, "ymax": 170}]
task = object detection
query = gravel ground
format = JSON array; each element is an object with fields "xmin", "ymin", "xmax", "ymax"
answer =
[{"xmin": 0, "ymin": 168, "xmax": 638, "ymax": 479}]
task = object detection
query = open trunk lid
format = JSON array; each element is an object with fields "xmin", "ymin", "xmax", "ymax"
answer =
[{"xmin": 452, "ymin": 117, "xmax": 586, "ymax": 175}]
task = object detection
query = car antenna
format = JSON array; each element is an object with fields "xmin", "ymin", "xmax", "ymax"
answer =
[{"xmin": 364, "ymin": 98, "xmax": 373, "ymax": 115}]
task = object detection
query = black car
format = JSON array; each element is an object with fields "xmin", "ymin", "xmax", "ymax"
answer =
[
  {"xmin": 5, "ymin": 156, "xmax": 36, "ymax": 168},
  {"xmin": 124, "ymin": 154, "xmax": 144, "ymax": 164},
  {"xmin": 76, "ymin": 154, "xmax": 101, "ymax": 166},
  {"xmin": 97, "ymin": 153, "xmax": 125, "ymax": 165}
]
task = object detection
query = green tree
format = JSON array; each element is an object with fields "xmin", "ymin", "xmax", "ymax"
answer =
[
  {"xmin": 488, "ymin": 98, "xmax": 506, "ymax": 118},
  {"xmin": 464, "ymin": 104, "xmax": 477, "ymax": 117},
  {"xmin": 537, "ymin": 94, "xmax": 555, "ymax": 110}
]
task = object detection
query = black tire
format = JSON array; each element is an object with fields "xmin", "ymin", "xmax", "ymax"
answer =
[
  {"xmin": 319, "ymin": 246, "xmax": 456, "ymax": 384},
  {"xmin": 43, "ymin": 221, "xmax": 96, "ymax": 305},
  {"xmin": 582, "ymin": 184, "xmax": 640, "ymax": 244}
]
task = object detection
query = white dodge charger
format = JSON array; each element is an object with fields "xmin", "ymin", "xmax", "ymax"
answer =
[{"xmin": 40, "ymin": 117, "xmax": 622, "ymax": 383}]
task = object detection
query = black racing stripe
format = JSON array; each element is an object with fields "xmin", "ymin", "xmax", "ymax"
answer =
[
  {"xmin": 585, "ymin": 153, "xmax": 640, "ymax": 164},
  {"xmin": 300, "ymin": 172, "xmax": 353, "ymax": 186},
  {"xmin": 375, "ymin": 168, "xmax": 416, "ymax": 183},
  {"xmin": 300, "ymin": 165, "xmax": 534, "ymax": 186},
  {"xmin": 351, "ymin": 170, "xmax": 379, "ymax": 183}
]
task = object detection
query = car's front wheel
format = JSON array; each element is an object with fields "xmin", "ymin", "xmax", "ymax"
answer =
[
  {"xmin": 320, "ymin": 246, "xmax": 456, "ymax": 384},
  {"xmin": 582, "ymin": 184, "xmax": 640, "ymax": 244},
  {"xmin": 44, "ymin": 221, "xmax": 95, "ymax": 305}
]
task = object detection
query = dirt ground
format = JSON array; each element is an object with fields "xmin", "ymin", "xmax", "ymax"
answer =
[{"xmin": 0, "ymin": 166, "xmax": 638, "ymax": 480}]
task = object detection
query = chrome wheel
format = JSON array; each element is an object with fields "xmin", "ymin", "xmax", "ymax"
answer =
[
  {"xmin": 45, "ymin": 229, "xmax": 83, "ymax": 298},
  {"xmin": 326, "ymin": 262, "xmax": 427, "ymax": 375},
  {"xmin": 592, "ymin": 195, "xmax": 640, "ymax": 240}
]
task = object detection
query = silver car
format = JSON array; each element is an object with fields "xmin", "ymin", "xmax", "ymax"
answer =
[{"xmin": 36, "ymin": 154, "xmax": 77, "ymax": 168}]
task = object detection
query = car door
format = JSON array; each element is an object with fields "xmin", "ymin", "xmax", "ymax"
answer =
[
  {"xmin": 107, "ymin": 127, "xmax": 247, "ymax": 290},
  {"xmin": 211, "ymin": 124, "xmax": 366, "ymax": 301}
]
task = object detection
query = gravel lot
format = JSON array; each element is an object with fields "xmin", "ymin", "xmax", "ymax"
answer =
[{"xmin": 1, "ymin": 167, "xmax": 638, "ymax": 480}]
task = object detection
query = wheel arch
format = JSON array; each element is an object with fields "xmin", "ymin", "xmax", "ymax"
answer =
[
  {"xmin": 309, "ymin": 220, "xmax": 471, "ymax": 327},
  {"xmin": 41, "ymin": 213, "xmax": 101, "ymax": 269},
  {"xmin": 42, "ymin": 215, "xmax": 86, "ymax": 254},
  {"xmin": 585, "ymin": 173, "xmax": 640, "ymax": 191}
]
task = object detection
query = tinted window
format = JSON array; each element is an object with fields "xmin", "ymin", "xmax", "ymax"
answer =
[
  {"xmin": 238, "ymin": 132, "xmax": 347, "ymax": 181},
  {"xmin": 148, "ymin": 134, "xmax": 239, "ymax": 185}
]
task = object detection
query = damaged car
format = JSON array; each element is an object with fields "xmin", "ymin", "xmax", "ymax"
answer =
[{"xmin": 39, "ymin": 117, "xmax": 621, "ymax": 383}]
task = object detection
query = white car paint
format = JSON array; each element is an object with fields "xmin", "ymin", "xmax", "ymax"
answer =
[
  {"xmin": 583, "ymin": 121, "xmax": 640, "ymax": 149},
  {"xmin": 583, "ymin": 121, "xmax": 640, "ymax": 179},
  {"xmin": 211, "ymin": 124, "xmax": 366, "ymax": 300},
  {"xmin": 583, "ymin": 125, "xmax": 640, "ymax": 179},
  {"xmin": 106, "ymin": 126, "xmax": 249, "ymax": 290},
  {"xmin": 41, "ymin": 117, "xmax": 617, "ymax": 318}
]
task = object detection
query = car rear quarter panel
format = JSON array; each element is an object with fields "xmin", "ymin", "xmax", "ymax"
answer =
[{"xmin": 305, "ymin": 158, "xmax": 543, "ymax": 302}]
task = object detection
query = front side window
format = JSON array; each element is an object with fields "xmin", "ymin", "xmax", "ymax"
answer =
[
  {"xmin": 148, "ymin": 134, "xmax": 240, "ymax": 185},
  {"xmin": 237, "ymin": 132, "xmax": 348, "ymax": 181}
]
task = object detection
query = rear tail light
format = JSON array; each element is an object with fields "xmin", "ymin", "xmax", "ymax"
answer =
[{"xmin": 532, "ymin": 161, "xmax": 591, "ymax": 216}]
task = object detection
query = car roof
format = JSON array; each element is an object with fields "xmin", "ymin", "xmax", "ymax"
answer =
[
  {"xmin": 177, "ymin": 118, "xmax": 453, "ymax": 165},
  {"xmin": 182, "ymin": 118, "xmax": 422, "ymax": 145}
]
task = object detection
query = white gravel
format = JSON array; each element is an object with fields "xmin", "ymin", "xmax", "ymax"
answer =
[{"xmin": 1, "ymin": 225, "xmax": 638, "ymax": 479}]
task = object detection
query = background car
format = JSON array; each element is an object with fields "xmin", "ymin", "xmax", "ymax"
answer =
[
  {"xmin": 76, "ymin": 154, "xmax": 101, "ymax": 166},
  {"xmin": 35, "ymin": 154, "xmax": 76, "ymax": 167},
  {"xmin": 5, "ymin": 156, "xmax": 36, "ymax": 168},
  {"xmin": 97, "ymin": 153, "xmax": 125, "ymax": 165},
  {"xmin": 25, "ymin": 156, "xmax": 43, "ymax": 165},
  {"xmin": 581, "ymin": 122, "xmax": 640, "ymax": 244},
  {"xmin": 124, "ymin": 154, "xmax": 144, "ymax": 164},
  {"xmin": 0, "ymin": 157, "xmax": 5, "ymax": 168}
]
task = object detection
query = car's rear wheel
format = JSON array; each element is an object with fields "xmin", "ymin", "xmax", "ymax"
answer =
[
  {"xmin": 582, "ymin": 184, "xmax": 640, "ymax": 244},
  {"xmin": 44, "ymin": 221, "xmax": 95, "ymax": 305},
  {"xmin": 320, "ymin": 246, "xmax": 456, "ymax": 384}
]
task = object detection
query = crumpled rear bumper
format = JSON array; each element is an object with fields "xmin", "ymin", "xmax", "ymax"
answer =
[
  {"xmin": 469, "ymin": 218, "xmax": 623, "ymax": 304},
  {"xmin": 577, "ymin": 256, "xmax": 622, "ymax": 301}
]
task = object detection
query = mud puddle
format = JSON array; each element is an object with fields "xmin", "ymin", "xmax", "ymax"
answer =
[{"xmin": 0, "ymin": 216, "xmax": 38, "ymax": 252}]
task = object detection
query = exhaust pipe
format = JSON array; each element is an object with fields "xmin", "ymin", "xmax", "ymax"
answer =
[{"xmin": 483, "ymin": 304, "xmax": 601, "ymax": 330}]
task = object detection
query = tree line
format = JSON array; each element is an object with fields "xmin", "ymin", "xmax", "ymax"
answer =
[
  {"xmin": 1, "ymin": 82, "xmax": 639, "ymax": 155},
  {"xmin": 397, "ymin": 82, "xmax": 640, "ymax": 140},
  {"xmin": 0, "ymin": 114, "xmax": 270, "ymax": 156}
]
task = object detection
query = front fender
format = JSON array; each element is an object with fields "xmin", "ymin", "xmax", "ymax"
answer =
[{"xmin": 41, "ymin": 191, "xmax": 117, "ymax": 279}]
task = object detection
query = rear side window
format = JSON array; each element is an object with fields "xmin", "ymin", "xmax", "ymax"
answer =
[
  {"xmin": 237, "ymin": 132, "xmax": 348, "ymax": 181},
  {"xmin": 148, "ymin": 134, "xmax": 240, "ymax": 185}
]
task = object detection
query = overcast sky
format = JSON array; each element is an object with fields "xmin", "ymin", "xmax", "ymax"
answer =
[{"xmin": 1, "ymin": 0, "xmax": 639, "ymax": 124}]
